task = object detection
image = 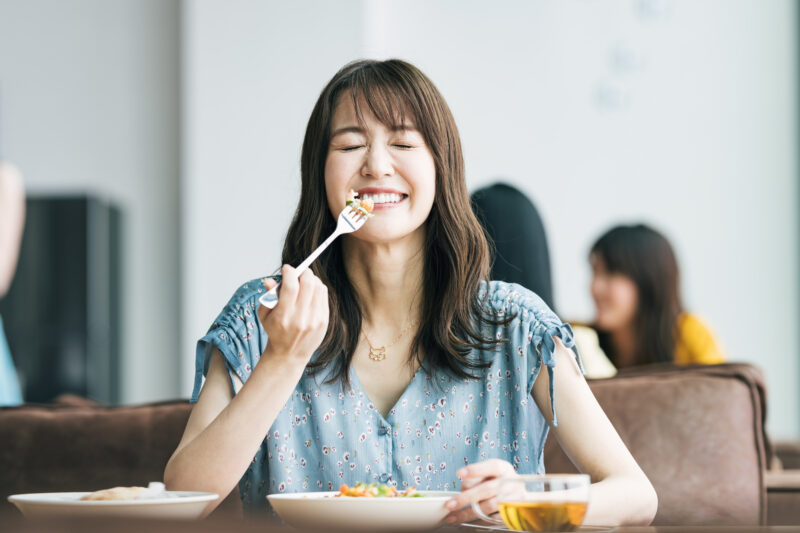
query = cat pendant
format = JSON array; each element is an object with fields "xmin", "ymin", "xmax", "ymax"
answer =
[{"xmin": 368, "ymin": 346, "xmax": 386, "ymax": 361}]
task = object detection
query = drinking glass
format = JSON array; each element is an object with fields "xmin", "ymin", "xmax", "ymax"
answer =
[{"xmin": 470, "ymin": 474, "xmax": 590, "ymax": 532}]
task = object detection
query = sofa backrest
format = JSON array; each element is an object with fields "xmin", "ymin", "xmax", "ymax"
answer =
[
  {"xmin": 0, "ymin": 399, "xmax": 242, "ymax": 519},
  {"xmin": 2, "ymin": 363, "xmax": 769, "ymax": 525},
  {"xmin": 543, "ymin": 363, "xmax": 768, "ymax": 526}
]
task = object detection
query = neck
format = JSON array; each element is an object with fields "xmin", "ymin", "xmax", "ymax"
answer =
[
  {"xmin": 610, "ymin": 325, "xmax": 637, "ymax": 367},
  {"xmin": 341, "ymin": 229, "xmax": 426, "ymax": 334}
]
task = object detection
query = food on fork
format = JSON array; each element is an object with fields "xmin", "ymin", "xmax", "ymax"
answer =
[
  {"xmin": 337, "ymin": 482, "xmax": 422, "ymax": 498},
  {"xmin": 346, "ymin": 189, "xmax": 374, "ymax": 217}
]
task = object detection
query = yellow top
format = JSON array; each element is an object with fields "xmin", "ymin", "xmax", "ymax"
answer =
[
  {"xmin": 573, "ymin": 312, "xmax": 725, "ymax": 378},
  {"xmin": 674, "ymin": 313, "xmax": 726, "ymax": 365}
]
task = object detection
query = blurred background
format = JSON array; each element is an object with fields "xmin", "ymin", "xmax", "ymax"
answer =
[{"xmin": 0, "ymin": 0, "xmax": 797, "ymax": 440}]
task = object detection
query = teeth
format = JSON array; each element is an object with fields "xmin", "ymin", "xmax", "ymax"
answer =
[{"xmin": 361, "ymin": 193, "xmax": 403, "ymax": 204}]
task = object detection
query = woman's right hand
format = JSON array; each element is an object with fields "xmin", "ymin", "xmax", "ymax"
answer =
[{"xmin": 257, "ymin": 264, "xmax": 329, "ymax": 362}]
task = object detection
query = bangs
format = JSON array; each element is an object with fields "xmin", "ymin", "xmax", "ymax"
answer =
[
  {"xmin": 342, "ymin": 65, "xmax": 422, "ymax": 133},
  {"xmin": 591, "ymin": 231, "xmax": 635, "ymax": 276}
]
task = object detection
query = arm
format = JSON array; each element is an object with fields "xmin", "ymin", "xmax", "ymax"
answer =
[
  {"xmin": 164, "ymin": 267, "xmax": 329, "ymax": 517},
  {"xmin": 0, "ymin": 163, "xmax": 25, "ymax": 297},
  {"xmin": 532, "ymin": 338, "xmax": 658, "ymax": 525},
  {"xmin": 446, "ymin": 337, "xmax": 657, "ymax": 526}
]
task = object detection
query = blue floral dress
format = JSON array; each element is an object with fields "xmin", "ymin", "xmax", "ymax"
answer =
[{"xmin": 191, "ymin": 279, "xmax": 582, "ymax": 516}]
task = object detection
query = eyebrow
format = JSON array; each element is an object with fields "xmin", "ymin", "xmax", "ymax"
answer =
[{"xmin": 330, "ymin": 124, "xmax": 417, "ymax": 138}]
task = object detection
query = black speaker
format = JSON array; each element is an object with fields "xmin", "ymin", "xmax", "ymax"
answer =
[{"xmin": 0, "ymin": 196, "xmax": 121, "ymax": 404}]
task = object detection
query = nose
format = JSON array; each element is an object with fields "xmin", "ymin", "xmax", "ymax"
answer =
[{"xmin": 361, "ymin": 144, "xmax": 394, "ymax": 179}]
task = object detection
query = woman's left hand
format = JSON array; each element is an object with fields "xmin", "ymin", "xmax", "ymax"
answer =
[{"xmin": 444, "ymin": 459, "xmax": 518, "ymax": 525}]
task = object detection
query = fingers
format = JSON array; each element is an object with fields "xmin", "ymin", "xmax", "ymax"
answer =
[
  {"xmin": 445, "ymin": 477, "xmax": 500, "ymax": 515},
  {"xmin": 443, "ymin": 459, "xmax": 516, "ymax": 525},
  {"xmin": 457, "ymin": 459, "xmax": 515, "ymax": 481},
  {"xmin": 279, "ymin": 264, "xmax": 300, "ymax": 308},
  {"xmin": 445, "ymin": 496, "xmax": 500, "ymax": 525}
]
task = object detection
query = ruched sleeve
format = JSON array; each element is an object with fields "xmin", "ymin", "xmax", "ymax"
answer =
[
  {"xmin": 480, "ymin": 281, "xmax": 584, "ymax": 427},
  {"xmin": 190, "ymin": 277, "xmax": 275, "ymax": 402}
]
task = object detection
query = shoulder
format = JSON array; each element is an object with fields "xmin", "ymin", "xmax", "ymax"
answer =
[
  {"xmin": 209, "ymin": 276, "xmax": 278, "ymax": 329},
  {"xmin": 676, "ymin": 312, "xmax": 725, "ymax": 364},
  {"xmin": 0, "ymin": 163, "xmax": 23, "ymax": 193},
  {"xmin": 677, "ymin": 312, "xmax": 718, "ymax": 347},
  {"xmin": 678, "ymin": 312, "xmax": 712, "ymax": 334},
  {"xmin": 477, "ymin": 280, "xmax": 559, "ymax": 326},
  {"xmin": 0, "ymin": 164, "xmax": 24, "ymax": 212},
  {"xmin": 477, "ymin": 280, "xmax": 577, "ymax": 354}
]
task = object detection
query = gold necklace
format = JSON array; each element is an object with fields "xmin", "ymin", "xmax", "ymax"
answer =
[{"xmin": 362, "ymin": 320, "xmax": 419, "ymax": 362}]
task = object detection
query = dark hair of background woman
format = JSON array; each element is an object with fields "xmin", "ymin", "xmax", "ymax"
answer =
[
  {"xmin": 471, "ymin": 182, "xmax": 554, "ymax": 311},
  {"xmin": 590, "ymin": 224, "xmax": 683, "ymax": 366},
  {"xmin": 282, "ymin": 59, "xmax": 509, "ymax": 388}
]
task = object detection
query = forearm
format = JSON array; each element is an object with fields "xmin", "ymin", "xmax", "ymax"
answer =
[
  {"xmin": 584, "ymin": 474, "xmax": 658, "ymax": 526},
  {"xmin": 164, "ymin": 349, "xmax": 305, "ymax": 499}
]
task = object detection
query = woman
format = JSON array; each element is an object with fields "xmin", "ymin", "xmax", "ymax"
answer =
[
  {"xmin": 578, "ymin": 224, "xmax": 725, "ymax": 374},
  {"xmin": 0, "ymin": 162, "xmax": 25, "ymax": 405},
  {"xmin": 165, "ymin": 59, "xmax": 657, "ymax": 525}
]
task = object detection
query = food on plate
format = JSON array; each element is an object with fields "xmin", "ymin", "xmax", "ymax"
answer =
[
  {"xmin": 336, "ymin": 482, "xmax": 422, "ymax": 498},
  {"xmin": 346, "ymin": 189, "xmax": 375, "ymax": 217},
  {"xmin": 79, "ymin": 481, "xmax": 167, "ymax": 501},
  {"xmin": 79, "ymin": 486, "xmax": 149, "ymax": 501}
]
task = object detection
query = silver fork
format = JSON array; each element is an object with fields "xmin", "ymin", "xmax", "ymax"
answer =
[{"xmin": 259, "ymin": 203, "xmax": 371, "ymax": 309}]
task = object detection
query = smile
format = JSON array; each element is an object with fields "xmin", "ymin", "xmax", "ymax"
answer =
[{"xmin": 359, "ymin": 193, "xmax": 408, "ymax": 208}]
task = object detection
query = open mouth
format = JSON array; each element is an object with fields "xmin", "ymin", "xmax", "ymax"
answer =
[{"xmin": 358, "ymin": 192, "xmax": 408, "ymax": 208}]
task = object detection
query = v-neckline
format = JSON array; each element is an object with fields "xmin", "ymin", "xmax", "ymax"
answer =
[{"xmin": 348, "ymin": 363, "xmax": 425, "ymax": 422}]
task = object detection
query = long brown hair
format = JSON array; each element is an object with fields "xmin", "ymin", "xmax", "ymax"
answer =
[
  {"xmin": 282, "ymin": 59, "xmax": 504, "ymax": 387},
  {"xmin": 590, "ymin": 224, "xmax": 683, "ymax": 366}
]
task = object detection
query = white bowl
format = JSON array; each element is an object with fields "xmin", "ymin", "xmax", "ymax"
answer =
[
  {"xmin": 268, "ymin": 490, "xmax": 458, "ymax": 531},
  {"xmin": 8, "ymin": 491, "xmax": 218, "ymax": 519}
]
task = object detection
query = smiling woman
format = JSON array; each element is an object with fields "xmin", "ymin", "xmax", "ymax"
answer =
[{"xmin": 163, "ymin": 59, "xmax": 658, "ymax": 527}]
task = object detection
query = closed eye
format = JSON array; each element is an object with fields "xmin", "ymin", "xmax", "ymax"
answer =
[
  {"xmin": 340, "ymin": 146, "xmax": 364, "ymax": 152},
  {"xmin": 393, "ymin": 144, "xmax": 413, "ymax": 149}
]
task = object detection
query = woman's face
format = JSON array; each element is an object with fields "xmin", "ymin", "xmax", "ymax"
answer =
[
  {"xmin": 324, "ymin": 94, "xmax": 436, "ymax": 244},
  {"xmin": 590, "ymin": 254, "xmax": 638, "ymax": 331}
]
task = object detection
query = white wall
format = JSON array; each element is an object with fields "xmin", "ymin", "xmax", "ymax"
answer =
[
  {"xmin": 181, "ymin": 0, "xmax": 366, "ymax": 395},
  {"xmin": 182, "ymin": 0, "xmax": 799, "ymax": 438},
  {"xmin": 0, "ymin": 0, "xmax": 181, "ymax": 404},
  {"xmin": 371, "ymin": 1, "xmax": 800, "ymax": 438}
]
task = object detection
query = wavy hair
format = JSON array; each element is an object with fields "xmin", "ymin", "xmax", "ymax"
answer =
[{"xmin": 281, "ymin": 59, "xmax": 506, "ymax": 387}]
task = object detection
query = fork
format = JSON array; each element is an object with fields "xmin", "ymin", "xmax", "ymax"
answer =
[{"xmin": 258, "ymin": 203, "xmax": 371, "ymax": 309}]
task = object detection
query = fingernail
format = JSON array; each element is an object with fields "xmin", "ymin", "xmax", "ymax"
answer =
[
  {"xmin": 457, "ymin": 468, "xmax": 466, "ymax": 477},
  {"xmin": 445, "ymin": 516, "xmax": 457, "ymax": 524},
  {"xmin": 446, "ymin": 499, "xmax": 458, "ymax": 509}
]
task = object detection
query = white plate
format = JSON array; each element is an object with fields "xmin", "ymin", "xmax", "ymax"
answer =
[
  {"xmin": 8, "ymin": 491, "xmax": 219, "ymax": 519},
  {"xmin": 268, "ymin": 490, "xmax": 458, "ymax": 531}
]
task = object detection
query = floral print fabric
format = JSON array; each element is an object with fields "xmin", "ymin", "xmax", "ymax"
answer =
[{"xmin": 191, "ymin": 279, "xmax": 582, "ymax": 516}]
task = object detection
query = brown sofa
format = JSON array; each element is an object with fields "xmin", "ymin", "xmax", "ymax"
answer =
[
  {"xmin": 1, "ymin": 363, "xmax": 797, "ymax": 525},
  {"xmin": 0, "ymin": 397, "xmax": 243, "ymax": 521},
  {"xmin": 545, "ymin": 363, "xmax": 770, "ymax": 525}
]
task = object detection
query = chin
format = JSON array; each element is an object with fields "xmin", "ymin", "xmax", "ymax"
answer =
[{"xmin": 593, "ymin": 315, "xmax": 613, "ymax": 331}]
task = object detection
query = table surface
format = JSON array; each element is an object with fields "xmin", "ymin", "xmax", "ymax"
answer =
[{"xmin": 2, "ymin": 515, "xmax": 798, "ymax": 533}]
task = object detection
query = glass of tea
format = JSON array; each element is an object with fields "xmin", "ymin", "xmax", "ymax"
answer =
[{"xmin": 470, "ymin": 473, "xmax": 590, "ymax": 532}]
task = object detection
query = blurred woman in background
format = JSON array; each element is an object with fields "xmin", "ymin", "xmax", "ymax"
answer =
[
  {"xmin": 575, "ymin": 223, "xmax": 725, "ymax": 377},
  {"xmin": 0, "ymin": 162, "xmax": 25, "ymax": 405}
]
